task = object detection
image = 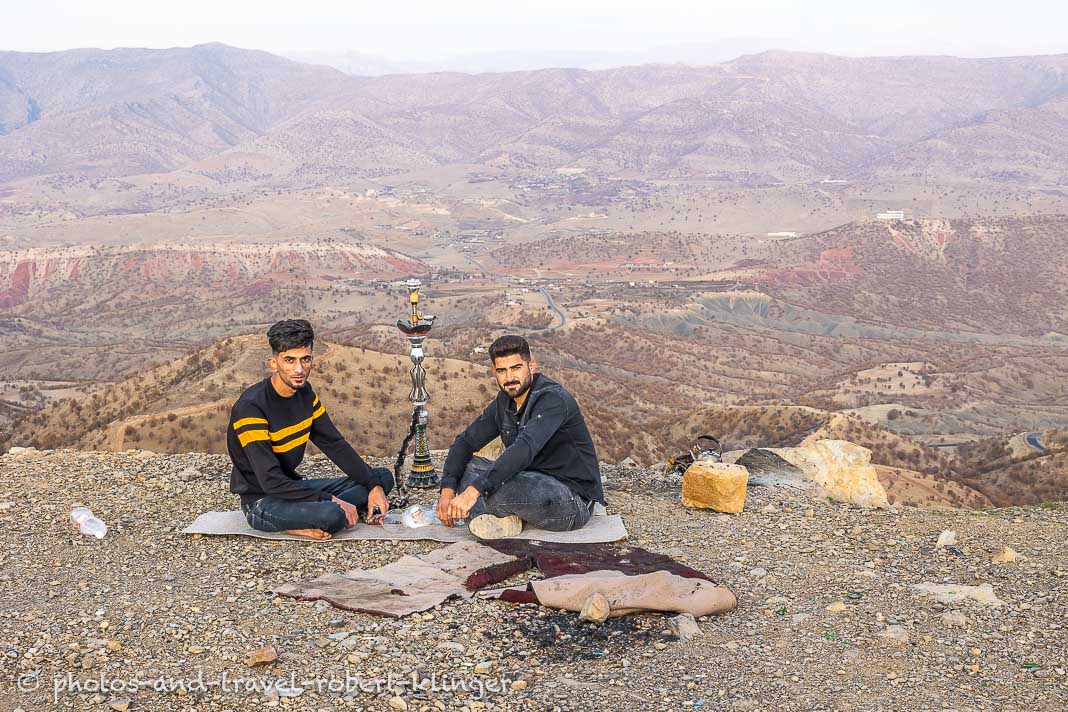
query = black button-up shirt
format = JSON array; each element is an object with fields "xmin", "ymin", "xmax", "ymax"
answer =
[{"xmin": 441, "ymin": 373, "xmax": 605, "ymax": 504}]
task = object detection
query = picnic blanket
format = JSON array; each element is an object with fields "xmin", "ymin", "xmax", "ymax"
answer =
[
  {"xmin": 182, "ymin": 510, "xmax": 627, "ymax": 543},
  {"xmin": 275, "ymin": 539, "xmax": 736, "ymax": 618}
]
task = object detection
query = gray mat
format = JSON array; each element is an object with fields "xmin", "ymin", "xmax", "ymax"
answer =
[{"xmin": 182, "ymin": 510, "xmax": 628, "ymax": 543}]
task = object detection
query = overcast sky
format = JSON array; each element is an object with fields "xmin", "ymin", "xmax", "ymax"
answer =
[{"xmin": 4, "ymin": 0, "xmax": 1067, "ymax": 61}]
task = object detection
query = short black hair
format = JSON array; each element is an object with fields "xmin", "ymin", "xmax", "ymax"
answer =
[
  {"xmin": 488, "ymin": 334, "xmax": 531, "ymax": 363},
  {"xmin": 267, "ymin": 319, "xmax": 314, "ymax": 354}
]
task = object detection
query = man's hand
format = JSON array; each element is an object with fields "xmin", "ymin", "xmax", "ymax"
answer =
[
  {"xmin": 366, "ymin": 485, "xmax": 390, "ymax": 523},
  {"xmin": 331, "ymin": 496, "xmax": 359, "ymax": 528},
  {"xmin": 436, "ymin": 488, "xmax": 456, "ymax": 526},
  {"xmin": 446, "ymin": 486, "xmax": 480, "ymax": 521}
]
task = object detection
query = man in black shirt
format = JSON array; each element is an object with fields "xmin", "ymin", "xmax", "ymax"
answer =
[
  {"xmin": 227, "ymin": 319, "xmax": 391, "ymax": 540},
  {"xmin": 435, "ymin": 335, "xmax": 604, "ymax": 539}
]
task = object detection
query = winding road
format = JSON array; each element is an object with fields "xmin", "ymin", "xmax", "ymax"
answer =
[
  {"xmin": 1024, "ymin": 432, "xmax": 1048, "ymax": 453},
  {"xmin": 534, "ymin": 287, "xmax": 567, "ymax": 333}
]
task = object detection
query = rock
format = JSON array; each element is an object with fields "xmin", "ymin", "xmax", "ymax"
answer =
[
  {"xmin": 681, "ymin": 462, "xmax": 749, "ymax": 513},
  {"xmin": 992, "ymin": 546, "xmax": 1019, "ymax": 563},
  {"xmin": 941, "ymin": 611, "xmax": 968, "ymax": 628},
  {"xmin": 733, "ymin": 448, "xmax": 808, "ymax": 488},
  {"xmin": 246, "ymin": 645, "xmax": 279, "ymax": 666},
  {"xmin": 109, "ymin": 699, "xmax": 131, "ymax": 712},
  {"xmin": 912, "ymin": 582, "xmax": 1004, "ymax": 607},
  {"xmin": 826, "ymin": 601, "xmax": 848, "ymax": 612},
  {"xmin": 177, "ymin": 467, "xmax": 200, "ymax": 482},
  {"xmin": 936, "ymin": 530, "xmax": 957, "ymax": 547},
  {"xmin": 579, "ymin": 592, "xmax": 611, "ymax": 623},
  {"xmin": 8, "ymin": 446, "xmax": 44, "ymax": 461},
  {"xmin": 784, "ymin": 440, "xmax": 890, "ymax": 508},
  {"xmin": 879, "ymin": 625, "xmax": 909, "ymax": 644},
  {"xmin": 669, "ymin": 613, "xmax": 702, "ymax": 641},
  {"xmin": 388, "ymin": 696, "xmax": 408, "ymax": 711},
  {"xmin": 749, "ymin": 568, "xmax": 767, "ymax": 579},
  {"xmin": 511, "ymin": 679, "xmax": 529, "ymax": 690},
  {"xmin": 619, "ymin": 457, "xmax": 639, "ymax": 469},
  {"xmin": 474, "ymin": 661, "xmax": 493, "ymax": 674}
]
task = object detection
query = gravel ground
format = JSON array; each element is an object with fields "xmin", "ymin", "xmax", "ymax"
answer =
[{"xmin": 1, "ymin": 448, "xmax": 1066, "ymax": 711}]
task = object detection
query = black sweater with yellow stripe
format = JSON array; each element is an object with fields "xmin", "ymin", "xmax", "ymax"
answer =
[{"xmin": 227, "ymin": 378, "xmax": 375, "ymax": 504}]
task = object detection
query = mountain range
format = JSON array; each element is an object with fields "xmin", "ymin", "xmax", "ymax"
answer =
[{"xmin": 2, "ymin": 44, "xmax": 1068, "ymax": 185}]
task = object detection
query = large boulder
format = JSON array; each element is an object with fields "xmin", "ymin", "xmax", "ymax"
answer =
[
  {"xmin": 775, "ymin": 440, "xmax": 890, "ymax": 509},
  {"xmin": 682, "ymin": 462, "xmax": 749, "ymax": 513}
]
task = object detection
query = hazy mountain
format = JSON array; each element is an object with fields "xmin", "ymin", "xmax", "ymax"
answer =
[
  {"xmin": 2, "ymin": 45, "xmax": 1067, "ymax": 185},
  {"xmin": 284, "ymin": 38, "xmax": 809, "ymax": 76},
  {"xmin": 0, "ymin": 43, "xmax": 351, "ymax": 180}
]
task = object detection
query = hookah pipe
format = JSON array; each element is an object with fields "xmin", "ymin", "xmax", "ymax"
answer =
[{"xmin": 369, "ymin": 279, "xmax": 437, "ymax": 521}]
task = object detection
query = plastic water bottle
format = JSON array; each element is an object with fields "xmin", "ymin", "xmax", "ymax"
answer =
[
  {"xmin": 400, "ymin": 504, "xmax": 442, "ymax": 528},
  {"xmin": 70, "ymin": 507, "xmax": 107, "ymax": 539}
]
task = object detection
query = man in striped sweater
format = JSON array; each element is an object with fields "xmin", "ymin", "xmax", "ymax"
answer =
[{"xmin": 227, "ymin": 319, "xmax": 392, "ymax": 540}]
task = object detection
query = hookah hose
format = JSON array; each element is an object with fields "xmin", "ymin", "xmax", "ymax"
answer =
[{"xmin": 388, "ymin": 406, "xmax": 421, "ymax": 509}]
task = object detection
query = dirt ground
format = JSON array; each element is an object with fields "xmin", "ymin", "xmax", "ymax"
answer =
[{"xmin": 1, "ymin": 448, "xmax": 1065, "ymax": 711}]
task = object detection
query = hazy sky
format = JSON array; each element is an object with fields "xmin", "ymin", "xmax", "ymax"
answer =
[{"xmin": 4, "ymin": 0, "xmax": 1067, "ymax": 60}]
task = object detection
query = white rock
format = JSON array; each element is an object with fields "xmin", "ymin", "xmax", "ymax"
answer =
[
  {"xmin": 941, "ymin": 611, "xmax": 968, "ymax": 627},
  {"xmin": 913, "ymin": 582, "xmax": 1003, "ymax": 607},
  {"xmin": 936, "ymin": 530, "xmax": 957, "ymax": 547},
  {"xmin": 669, "ymin": 613, "xmax": 702, "ymax": 642},
  {"xmin": 879, "ymin": 625, "xmax": 910, "ymax": 644}
]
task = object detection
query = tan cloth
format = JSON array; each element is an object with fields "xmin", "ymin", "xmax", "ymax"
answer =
[
  {"xmin": 274, "ymin": 540, "xmax": 518, "ymax": 617},
  {"xmin": 529, "ymin": 570, "xmax": 737, "ymax": 617}
]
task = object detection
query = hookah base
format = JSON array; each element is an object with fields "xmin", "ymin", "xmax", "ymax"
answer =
[{"xmin": 406, "ymin": 472, "xmax": 440, "ymax": 488}]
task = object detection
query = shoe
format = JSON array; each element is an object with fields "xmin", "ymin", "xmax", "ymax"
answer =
[{"xmin": 469, "ymin": 513, "xmax": 523, "ymax": 540}]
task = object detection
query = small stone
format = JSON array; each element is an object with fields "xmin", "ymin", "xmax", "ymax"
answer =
[
  {"xmin": 511, "ymin": 680, "xmax": 529, "ymax": 690},
  {"xmin": 109, "ymin": 699, "xmax": 131, "ymax": 712},
  {"xmin": 579, "ymin": 593, "xmax": 611, "ymax": 624},
  {"xmin": 879, "ymin": 625, "xmax": 909, "ymax": 645},
  {"xmin": 106, "ymin": 641, "xmax": 122, "ymax": 651},
  {"xmin": 388, "ymin": 696, "xmax": 408, "ymax": 711},
  {"xmin": 992, "ymin": 546, "xmax": 1018, "ymax": 564},
  {"xmin": 749, "ymin": 568, "xmax": 767, "ymax": 579},
  {"xmin": 826, "ymin": 602, "xmax": 848, "ymax": 613},
  {"xmin": 246, "ymin": 645, "xmax": 278, "ymax": 667},
  {"xmin": 474, "ymin": 661, "xmax": 493, "ymax": 674},
  {"xmin": 941, "ymin": 611, "xmax": 968, "ymax": 628},
  {"xmin": 936, "ymin": 530, "xmax": 957, "ymax": 547},
  {"xmin": 654, "ymin": 642, "xmax": 668, "ymax": 650},
  {"xmin": 669, "ymin": 613, "xmax": 702, "ymax": 642}
]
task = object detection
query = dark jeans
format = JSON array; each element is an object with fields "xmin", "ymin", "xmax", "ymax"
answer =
[
  {"xmin": 459, "ymin": 457, "xmax": 593, "ymax": 532},
  {"xmin": 241, "ymin": 467, "xmax": 394, "ymax": 534}
]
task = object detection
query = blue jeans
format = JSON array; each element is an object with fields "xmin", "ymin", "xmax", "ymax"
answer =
[
  {"xmin": 459, "ymin": 457, "xmax": 593, "ymax": 532},
  {"xmin": 241, "ymin": 467, "xmax": 394, "ymax": 534}
]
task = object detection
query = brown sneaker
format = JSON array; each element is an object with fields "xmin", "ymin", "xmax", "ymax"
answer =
[{"xmin": 469, "ymin": 513, "xmax": 523, "ymax": 540}]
